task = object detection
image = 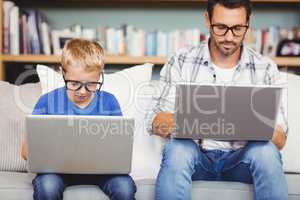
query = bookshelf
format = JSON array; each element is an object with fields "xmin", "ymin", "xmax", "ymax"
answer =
[
  {"xmin": 1, "ymin": 0, "xmax": 300, "ymax": 81},
  {"xmin": 11, "ymin": 0, "xmax": 300, "ymax": 6},
  {"xmin": 1, "ymin": 54, "xmax": 166, "ymax": 65},
  {"xmin": 1, "ymin": 54, "xmax": 300, "ymax": 67}
]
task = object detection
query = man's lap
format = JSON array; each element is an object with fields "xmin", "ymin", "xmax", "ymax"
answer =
[{"xmin": 163, "ymin": 138, "xmax": 282, "ymax": 184}]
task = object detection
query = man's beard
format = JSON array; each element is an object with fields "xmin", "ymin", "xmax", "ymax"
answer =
[{"xmin": 216, "ymin": 40, "xmax": 240, "ymax": 56}]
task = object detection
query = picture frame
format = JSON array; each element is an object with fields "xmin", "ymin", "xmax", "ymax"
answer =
[
  {"xmin": 276, "ymin": 39, "xmax": 300, "ymax": 57},
  {"xmin": 51, "ymin": 29, "xmax": 77, "ymax": 55}
]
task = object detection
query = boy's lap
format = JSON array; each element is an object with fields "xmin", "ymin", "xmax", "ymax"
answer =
[{"xmin": 34, "ymin": 173, "xmax": 130, "ymax": 187}]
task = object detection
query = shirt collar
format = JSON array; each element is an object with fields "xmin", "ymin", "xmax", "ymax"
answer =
[
  {"xmin": 201, "ymin": 39, "xmax": 212, "ymax": 67},
  {"xmin": 238, "ymin": 45, "xmax": 253, "ymax": 70}
]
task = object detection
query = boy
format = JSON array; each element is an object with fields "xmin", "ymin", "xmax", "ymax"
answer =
[{"xmin": 21, "ymin": 38, "xmax": 136, "ymax": 200}]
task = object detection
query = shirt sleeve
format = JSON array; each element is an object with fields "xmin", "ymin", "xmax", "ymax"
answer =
[
  {"xmin": 264, "ymin": 59, "xmax": 289, "ymax": 135},
  {"xmin": 109, "ymin": 94, "xmax": 123, "ymax": 116},
  {"xmin": 145, "ymin": 53, "xmax": 183, "ymax": 135},
  {"xmin": 31, "ymin": 95, "xmax": 48, "ymax": 115}
]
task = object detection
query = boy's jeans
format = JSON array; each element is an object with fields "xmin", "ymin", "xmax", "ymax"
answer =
[
  {"xmin": 32, "ymin": 174, "xmax": 136, "ymax": 200},
  {"xmin": 155, "ymin": 139, "xmax": 288, "ymax": 200}
]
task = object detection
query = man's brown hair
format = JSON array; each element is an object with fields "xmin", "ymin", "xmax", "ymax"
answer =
[{"xmin": 207, "ymin": 0, "xmax": 252, "ymax": 22}]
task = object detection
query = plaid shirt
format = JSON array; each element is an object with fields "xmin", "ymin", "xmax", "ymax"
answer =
[{"xmin": 146, "ymin": 40, "xmax": 288, "ymax": 150}]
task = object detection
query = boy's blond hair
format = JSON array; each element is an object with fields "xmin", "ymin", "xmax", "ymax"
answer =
[{"xmin": 61, "ymin": 38, "xmax": 105, "ymax": 73}]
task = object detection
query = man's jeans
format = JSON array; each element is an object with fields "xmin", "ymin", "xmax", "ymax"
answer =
[
  {"xmin": 155, "ymin": 139, "xmax": 288, "ymax": 200},
  {"xmin": 32, "ymin": 174, "xmax": 136, "ymax": 200}
]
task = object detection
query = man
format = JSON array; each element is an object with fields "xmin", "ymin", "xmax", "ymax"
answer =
[{"xmin": 146, "ymin": 0, "xmax": 288, "ymax": 199}]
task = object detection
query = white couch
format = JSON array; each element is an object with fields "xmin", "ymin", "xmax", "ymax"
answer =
[{"xmin": 0, "ymin": 64, "xmax": 300, "ymax": 199}]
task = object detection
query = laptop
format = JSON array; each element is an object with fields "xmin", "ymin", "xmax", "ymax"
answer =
[
  {"xmin": 25, "ymin": 115, "xmax": 134, "ymax": 174},
  {"xmin": 173, "ymin": 83, "xmax": 283, "ymax": 141}
]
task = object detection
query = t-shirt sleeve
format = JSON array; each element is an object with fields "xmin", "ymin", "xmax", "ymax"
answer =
[
  {"xmin": 32, "ymin": 95, "xmax": 48, "ymax": 115},
  {"xmin": 109, "ymin": 94, "xmax": 122, "ymax": 116},
  {"xmin": 264, "ymin": 58, "xmax": 288, "ymax": 135}
]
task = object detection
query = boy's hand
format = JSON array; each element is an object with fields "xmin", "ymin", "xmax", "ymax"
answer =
[
  {"xmin": 152, "ymin": 112, "xmax": 174, "ymax": 138},
  {"xmin": 21, "ymin": 137, "xmax": 28, "ymax": 161}
]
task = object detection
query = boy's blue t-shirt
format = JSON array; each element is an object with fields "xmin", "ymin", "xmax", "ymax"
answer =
[{"xmin": 32, "ymin": 87, "xmax": 122, "ymax": 116}]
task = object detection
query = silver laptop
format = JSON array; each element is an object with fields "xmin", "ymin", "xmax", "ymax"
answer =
[
  {"xmin": 173, "ymin": 83, "xmax": 283, "ymax": 141},
  {"xmin": 25, "ymin": 115, "xmax": 134, "ymax": 174}
]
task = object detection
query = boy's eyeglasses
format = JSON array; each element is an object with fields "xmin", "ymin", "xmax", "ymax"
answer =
[
  {"xmin": 64, "ymin": 73, "xmax": 104, "ymax": 92},
  {"xmin": 211, "ymin": 23, "xmax": 249, "ymax": 37}
]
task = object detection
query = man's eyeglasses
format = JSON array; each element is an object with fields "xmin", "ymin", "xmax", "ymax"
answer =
[
  {"xmin": 211, "ymin": 24, "xmax": 249, "ymax": 37},
  {"xmin": 64, "ymin": 73, "xmax": 104, "ymax": 92}
]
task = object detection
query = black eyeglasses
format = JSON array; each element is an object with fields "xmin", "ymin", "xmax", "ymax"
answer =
[
  {"xmin": 211, "ymin": 23, "xmax": 249, "ymax": 37},
  {"xmin": 64, "ymin": 73, "xmax": 104, "ymax": 92}
]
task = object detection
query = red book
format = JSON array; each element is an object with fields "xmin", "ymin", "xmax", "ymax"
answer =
[{"xmin": 20, "ymin": 14, "xmax": 28, "ymax": 54}]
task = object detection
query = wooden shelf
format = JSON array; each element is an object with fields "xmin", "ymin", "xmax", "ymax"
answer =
[
  {"xmin": 273, "ymin": 57, "xmax": 300, "ymax": 67},
  {"xmin": 2, "ymin": 55, "xmax": 300, "ymax": 67},
  {"xmin": 1, "ymin": 55, "xmax": 166, "ymax": 65},
  {"xmin": 104, "ymin": 55, "xmax": 165, "ymax": 65},
  {"xmin": 252, "ymin": 0, "xmax": 300, "ymax": 2},
  {"xmin": 12, "ymin": 0, "xmax": 300, "ymax": 7},
  {"xmin": 2, "ymin": 55, "xmax": 61, "ymax": 64}
]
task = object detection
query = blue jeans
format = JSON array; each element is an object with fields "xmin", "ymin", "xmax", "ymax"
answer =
[
  {"xmin": 155, "ymin": 139, "xmax": 288, "ymax": 200},
  {"xmin": 32, "ymin": 174, "xmax": 136, "ymax": 200}
]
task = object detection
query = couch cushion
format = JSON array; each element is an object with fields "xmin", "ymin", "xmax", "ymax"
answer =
[
  {"xmin": 0, "ymin": 172, "xmax": 109, "ymax": 200},
  {"xmin": 136, "ymin": 179, "xmax": 254, "ymax": 200},
  {"xmin": 0, "ymin": 171, "xmax": 34, "ymax": 199},
  {"xmin": 0, "ymin": 81, "xmax": 41, "ymax": 172},
  {"xmin": 0, "ymin": 172, "xmax": 299, "ymax": 200},
  {"xmin": 130, "ymin": 81, "xmax": 164, "ymax": 180},
  {"xmin": 281, "ymin": 72, "xmax": 300, "ymax": 173},
  {"xmin": 287, "ymin": 173, "xmax": 300, "ymax": 196},
  {"xmin": 64, "ymin": 186, "xmax": 108, "ymax": 200},
  {"xmin": 137, "ymin": 174, "xmax": 300, "ymax": 200}
]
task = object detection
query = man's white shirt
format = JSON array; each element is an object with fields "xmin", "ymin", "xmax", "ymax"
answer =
[
  {"xmin": 201, "ymin": 63, "xmax": 247, "ymax": 151},
  {"xmin": 146, "ymin": 40, "xmax": 288, "ymax": 151}
]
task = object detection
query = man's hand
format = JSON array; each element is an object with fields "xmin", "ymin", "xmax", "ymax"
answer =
[
  {"xmin": 272, "ymin": 125, "xmax": 287, "ymax": 150},
  {"xmin": 152, "ymin": 112, "xmax": 174, "ymax": 138}
]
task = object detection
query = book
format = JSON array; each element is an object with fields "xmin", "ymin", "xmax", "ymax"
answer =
[
  {"xmin": 20, "ymin": 12, "xmax": 29, "ymax": 54},
  {"xmin": 97, "ymin": 26, "xmax": 107, "ymax": 50},
  {"xmin": 146, "ymin": 31, "xmax": 156, "ymax": 56},
  {"xmin": 138, "ymin": 29, "xmax": 146, "ymax": 57},
  {"xmin": 125, "ymin": 25, "xmax": 134, "ymax": 56},
  {"xmin": 41, "ymin": 22, "xmax": 51, "ymax": 55},
  {"xmin": 9, "ymin": 6, "xmax": 19, "ymax": 55},
  {"xmin": 36, "ymin": 11, "xmax": 44, "ymax": 55},
  {"xmin": 27, "ymin": 10, "xmax": 41, "ymax": 54},
  {"xmin": 82, "ymin": 28, "xmax": 96, "ymax": 41},
  {"xmin": 106, "ymin": 27, "xmax": 117, "ymax": 55},
  {"xmin": 71, "ymin": 24, "xmax": 82, "ymax": 37},
  {"xmin": 157, "ymin": 31, "xmax": 167, "ymax": 57},
  {"xmin": 116, "ymin": 28, "xmax": 125, "ymax": 55},
  {"xmin": 3, "ymin": 1, "xmax": 15, "ymax": 54}
]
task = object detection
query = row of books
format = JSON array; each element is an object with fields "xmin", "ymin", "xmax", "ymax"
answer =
[
  {"xmin": 3, "ymin": 1, "xmax": 50, "ymax": 55},
  {"xmin": 99, "ymin": 26, "xmax": 205, "ymax": 57},
  {"xmin": 102, "ymin": 26, "xmax": 300, "ymax": 57},
  {"xmin": 3, "ymin": 1, "xmax": 205, "ymax": 56},
  {"xmin": 3, "ymin": 1, "xmax": 300, "ymax": 57},
  {"xmin": 245, "ymin": 26, "xmax": 300, "ymax": 57}
]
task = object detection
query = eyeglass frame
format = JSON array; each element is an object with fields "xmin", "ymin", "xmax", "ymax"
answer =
[
  {"xmin": 210, "ymin": 23, "xmax": 249, "ymax": 37},
  {"xmin": 63, "ymin": 72, "xmax": 104, "ymax": 92}
]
